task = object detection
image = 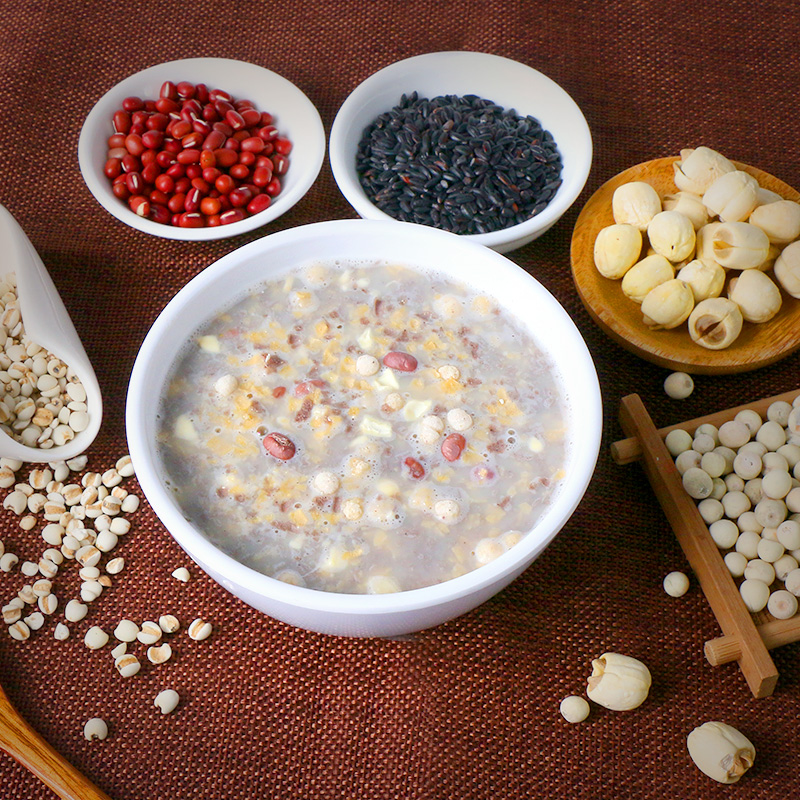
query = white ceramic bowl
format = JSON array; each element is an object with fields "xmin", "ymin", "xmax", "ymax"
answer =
[
  {"xmin": 329, "ymin": 51, "xmax": 592, "ymax": 253},
  {"xmin": 126, "ymin": 219, "xmax": 601, "ymax": 637},
  {"xmin": 78, "ymin": 57, "xmax": 325, "ymax": 241}
]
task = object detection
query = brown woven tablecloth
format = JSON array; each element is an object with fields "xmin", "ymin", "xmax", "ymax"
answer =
[{"xmin": 1, "ymin": 2, "xmax": 799, "ymax": 797}]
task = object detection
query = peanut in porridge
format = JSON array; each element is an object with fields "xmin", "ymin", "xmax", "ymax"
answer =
[{"xmin": 157, "ymin": 260, "xmax": 567, "ymax": 593}]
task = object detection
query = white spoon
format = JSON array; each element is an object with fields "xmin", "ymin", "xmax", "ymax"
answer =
[{"xmin": 0, "ymin": 204, "xmax": 102, "ymax": 461}]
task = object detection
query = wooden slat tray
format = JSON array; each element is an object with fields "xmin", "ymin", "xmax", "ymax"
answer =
[{"xmin": 612, "ymin": 389, "xmax": 800, "ymax": 698}]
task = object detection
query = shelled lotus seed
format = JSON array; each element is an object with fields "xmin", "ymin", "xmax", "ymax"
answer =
[{"xmin": 671, "ymin": 395, "xmax": 800, "ymax": 618}]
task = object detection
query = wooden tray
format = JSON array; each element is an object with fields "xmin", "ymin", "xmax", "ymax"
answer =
[
  {"xmin": 570, "ymin": 157, "xmax": 800, "ymax": 374},
  {"xmin": 612, "ymin": 389, "xmax": 800, "ymax": 698}
]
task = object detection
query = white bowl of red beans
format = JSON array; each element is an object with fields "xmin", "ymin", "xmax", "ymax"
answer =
[
  {"xmin": 329, "ymin": 51, "xmax": 592, "ymax": 253},
  {"xmin": 78, "ymin": 58, "xmax": 325, "ymax": 240}
]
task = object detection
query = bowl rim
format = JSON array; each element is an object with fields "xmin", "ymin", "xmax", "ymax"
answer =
[
  {"xmin": 329, "ymin": 50, "xmax": 593, "ymax": 250},
  {"xmin": 77, "ymin": 56, "xmax": 326, "ymax": 241},
  {"xmin": 126, "ymin": 219, "xmax": 602, "ymax": 615}
]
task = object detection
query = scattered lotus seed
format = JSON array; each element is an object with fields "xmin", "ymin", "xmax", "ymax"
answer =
[
  {"xmin": 586, "ymin": 652, "xmax": 651, "ymax": 711},
  {"xmin": 663, "ymin": 571, "xmax": 690, "ymax": 597},
  {"xmin": 154, "ymin": 689, "xmax": 180, "ymax": 715},
  {"xmin": 83, "ymin": 718, "xmax": 108, "ymax": 741},
  {"xmin": 171, "ymin": 567, "xmax": 191, "ymax": 583},
  {"xmin": 687, "ymin": 721, "xmax": 755, "ymax": 784},
  {"xmin": 767, "ymin": 589, "xmax": 798, "ymax": 619},
  {"xmin": 355, "ymin": 354, "xmax": 380, "ymax": 376},
  {"xmin": 559, "ymin": 695, "xmax": 590, "ymax": 723},
  {"xmin": 664, "ymin": 371, "xmax": 694, "ymax": 399}
]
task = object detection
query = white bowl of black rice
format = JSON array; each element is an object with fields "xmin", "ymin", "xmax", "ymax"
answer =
[{"xmin": 329, "ymin": 51, "xmax": 592, "ymax": 253}]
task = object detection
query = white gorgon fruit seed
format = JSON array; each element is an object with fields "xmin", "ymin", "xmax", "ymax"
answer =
[
  {"xmin": 585, "ymin": 652, "xmax": 652, "ymax": 711},
  {"xmin": 686, "ymin": 721, "xmax": 755, "ymax": 784}
]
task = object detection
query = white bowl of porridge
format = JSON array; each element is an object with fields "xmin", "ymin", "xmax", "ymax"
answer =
[{"xmin": 127, "ymin": 219, "xmax": 601, "ymax": 637}]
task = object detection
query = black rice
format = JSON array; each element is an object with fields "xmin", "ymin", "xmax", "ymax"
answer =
[{"xmin": 355, "ymin": 92, "xmax": 563, "ymax": 236}]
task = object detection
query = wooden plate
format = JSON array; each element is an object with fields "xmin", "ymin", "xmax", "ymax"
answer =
[{"xmin": 570, "ymin": 156, "xmax": 800, "ymax": 374}]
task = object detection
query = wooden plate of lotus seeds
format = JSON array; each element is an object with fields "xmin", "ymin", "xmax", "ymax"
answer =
[{"xmin": 570, "ymin": 156, "xmax": 800, "ymax": 374}]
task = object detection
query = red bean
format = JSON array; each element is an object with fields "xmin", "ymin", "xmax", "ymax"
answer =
[
  {"xmin": 252, "ymin": 166, "xmax": 273, "ymax": 187},
  {"xmin": 141, "ymin": 162, "xmax": 160, "ymax": 184},
  {"xmin": 176, "ymin": 148, "xmax": 200, "ymax": 165},
  {"xmin": 122, "ymin": 97, "xmax": 144, "ymax": 111},
  {"xmin": 258, "ymin": 125, "xmax": 278, "ymax": 142},
  {"xmin": 184, "ymin": 187, "xmax": 203, "ymax": 212},
  {"xmin": 200, "ymin": 197, "xmax": 221, "ymax": 215},
  {"xmin": 213, "ymin": 148, "xmax": 238, "ymax": 168},
  {"xmin": 240, "ymin": 136, "xmax": 264, "ymax": 154},
  {"xmin": 247, "ymin": 194, "xmax": 271, "ymax": 214},
  {"xmin": 104, "ymin": 158, "xmax": 122, "ymax": 179},
  {"xmin": 181, "ymin": 131, "xmax": 204, "ymax": 149},
  {"xmin": 441, "ymin": 433, "xmax": 466, "ymax": 462},
  {"xmin": 272, "ymin": 386, "xmax": 286, "ymax": 399},
  {"xmin": 229, "ymin": 163, "xmax": 250, "ymax": 180},
  {"xmin": 155, "ymin": 97, "xmax": 179, "ymax": 114},
  {"xmin": 264, "ymin": 177, "xmax": 282, "ymax": 196},
  {"xmin": 146, "ymin": 113, "xmax": 169, "ymax": 131},
  {"xmin": 149, "ymin": 204, "xmax": 171, "ymax": 224},
  {"xmin": 383, "ymin": 351, "xmax": 418, "ymax": 372},
  {"xmin": 214, "ymin": 174, "xmax": 235, "ymax": 195},
  {"xmin": 125, "ymin": 172, "xmax": 143, "ymax": 195},
  {"xmin": 167, "ymin": 193, "xmax": 186, "ymax": 213},
  {"xmin": 176, "ymin": 81, "xmax": 195, "ymax": 99},
  {"xmin": 178, "ymin": 212, "xmax": 204, "ymax": 228},
  {"xmin": 128, "ymin": 195, "xmax": 150, "ymax": 217},
  {"xmin": 155, "ymin": 174, "xmax": 175, "ymax": 194},
  {"xmin": 263, "ymin": 432, "xmax": 296, "ymax": 460},
  {"xmin": 105, "ymin": 82, "xmax": 292, "ymax": 228},
  {"xmin": 113, "ymin": 110, "xmax": 131, "ymax": 134},
  {"xmin": 121, "ymin": 153, "xmax": 140, "ymax": 173},
  {"xmin": 271, "ymin": 154, "xmax": 290, "ymax": 176},
  {"xmin": 219, "ymin": 209, "xmax": 246, "ymax": 225},
  {"xmin": 229, "ymin": 187, "xmax": 252, "ymax": 208},
  {"xmin": 404, "ymin": 457, "xmax": 425, "ymax": 479},
  {"xmin": 150, "ymin": 189, "xmax": 168, "ymax": 205},
  {"xmin": 141, "ymin": 130, "xmax": 163, "ymax": 150}
]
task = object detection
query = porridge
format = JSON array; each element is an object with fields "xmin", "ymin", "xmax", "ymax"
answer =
[{"xmin": 157, "ymin": 260, "xmax": 567, "ymax": 593}]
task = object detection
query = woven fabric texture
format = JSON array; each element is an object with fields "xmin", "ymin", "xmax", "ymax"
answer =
[{"xmin": 1, "ymin": 1, "xmax": 799, "ymax": 797}]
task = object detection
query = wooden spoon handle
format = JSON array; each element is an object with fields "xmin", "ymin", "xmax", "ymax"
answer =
[{"xmin": 0, "ymin": 687, "xmax": 112, "ymax": 800}]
